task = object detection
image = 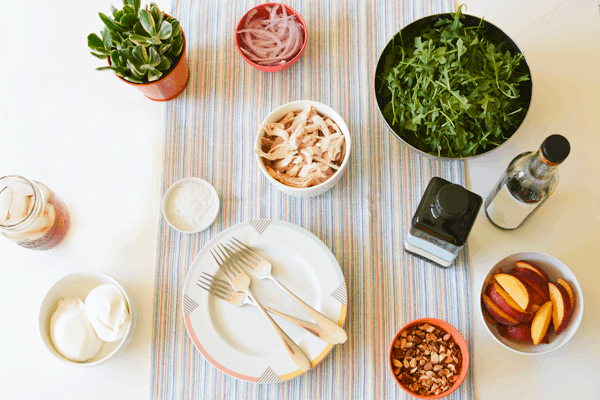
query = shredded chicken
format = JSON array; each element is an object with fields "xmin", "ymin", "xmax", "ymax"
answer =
[{"xmin": 256, "ymin": 106, "xmax": 346, "ymax": 188}]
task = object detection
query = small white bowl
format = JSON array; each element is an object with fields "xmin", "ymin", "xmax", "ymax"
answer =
[
  {"xmin": 162, "ymin": 177, "xmax": 220, "ymax": 233},
  {"xmin": 255, "ymin": 100, "xmax": 352, "ymax": 197},
  {"xmin": 480, "ymin": 251, "xmax": 584, "ymax": 355},
  {"xmin": 39, "ymin": 271, "xmax": 136, "ymax": 367}
]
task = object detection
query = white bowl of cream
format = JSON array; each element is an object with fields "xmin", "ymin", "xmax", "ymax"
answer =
[{"xmin": 39, "ymin": 271, "xmax": 135, "ymax": 367}]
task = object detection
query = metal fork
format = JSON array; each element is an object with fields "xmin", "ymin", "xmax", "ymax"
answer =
[
  {"xmin": 210, "ymin": 243, "xmax": 311, "ymax": 372},
  {"xmin": 224, "ymin": 237, "xmax": 348, "ymax": 344},
  {"xmin": 198, "ymin": 272, "xmax": 335, "ymax": 343}
]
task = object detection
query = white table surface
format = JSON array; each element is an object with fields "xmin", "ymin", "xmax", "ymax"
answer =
[{"xmin": 1, "ymin": 0, "xmax": 598, "ymax": 399}]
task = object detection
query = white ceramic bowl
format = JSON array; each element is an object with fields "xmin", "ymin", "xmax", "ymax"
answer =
[
  {"xmin": 255, "ymin": 100, "xmax": 352, "ymax": 197},
  {"xmin": 480, "ymin": 252, "xmax": 583, "ymax": 355},
  {"xmin": 162, "ymin": 177, "xmax": 220, "ymax": 233},
  {"xmin": 39, "ymin": 271, "xmax": 136, "ymax": 367}
]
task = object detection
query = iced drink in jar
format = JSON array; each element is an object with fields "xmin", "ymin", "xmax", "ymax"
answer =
[{"xmin": 0, "ymin": 176, "xmax": 70, "ymax": 250}]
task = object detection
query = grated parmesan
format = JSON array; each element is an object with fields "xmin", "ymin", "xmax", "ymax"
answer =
[{"xmin": 167, "ymin": 181, "xmax": 218, "ymax": 231}]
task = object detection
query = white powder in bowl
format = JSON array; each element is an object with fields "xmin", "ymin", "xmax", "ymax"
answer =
[{"xmin": 167, "ymin": 181, "xmax": 218, "ymax": 231}]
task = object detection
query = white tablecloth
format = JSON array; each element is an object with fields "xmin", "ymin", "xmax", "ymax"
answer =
[{"xmin": 1, "ymin": 0, "xmax": 598, "ymax": 398}]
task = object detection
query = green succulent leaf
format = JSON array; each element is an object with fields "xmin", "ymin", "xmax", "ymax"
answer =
[
  {"xmin": 121, "ymin": 38, "xmax": 134, "ymax": 49},
  {"xmin": 99, "ymin": 12, "xmax": 125, "ymax": 33},
  {"xmin": 148, "ymin": 47, "xmax": 161, "ymax": 66},
  {"xmin": 156, "ymin": 12, "xmax": 164, "ymax": 28},
  {"xmin": 172, "ymin": 34, "xmax": 183, "ymax": 48},
  {"xmin": 133, "ymin": 21, "xmax": 147, "ymax": 35},
  {"xmin": 158, "ymin": 43, "xmax": 171, "ymax": 54},
  {"xmin": 133, "ymin": 0, "xmax": 141, "ymax": 13},
  {"xmin": 138, "ymin": 9, "xmax": 155, "ymax": 35},
  {"xmin": 122, "ymin": 5, "xmax": 135, "ymax": 14},
  {"xmin": 97, "ymin": 65, "xmax": 128, "ymax": 75},
  {"xmin": 149, "ymin": 8, "xmax": 158, "ymax": 22},
  {"xmin": 110, "ymin": 30, "xmax": 124, "ymax": 45},
  {"xmin": 170, "ymin": 20, "xmax": 181, "ymax": 36},
  {"xmin": 87, "ymin": 33, "xmax": 104, "ymax": 49},
  {"xmin": 109, "ymin": 49, "xmax": 122, "ymax": 67},
  {"xmin": 147, "ymin": 69, "xmax": 163, "ymax": 82},
  {"xmin": 112, "ymin": 66, "xmax": 129, "ymax": 74},
  {"xmin": 90, "ymin": 51, "xmax": 109, "ymax": 60},
  {"xmin": 156, "ymin": 57, "xmax": 171, "ymax": 71},
  {"xmin": 147, "ymin": 36, "xmax": 162, "ymax": 45},
  {"xmin": 158, "ymin": 21, "xmax": 172, "ymax": 40},
  {"xmin": 129, "ymin": 34, "xmax": 151, "ymax": 45},
  {"xmin": 127, "ymin": 59, "xmax": 145, "ymax": 76},
  {"xmin": 149, "ymin": 3, "xmax": 161, "ymax": 16},
  {"xmin": 89, "ymin": 44, "xmax": 109, "ymax": 54},
  {"xmin": 114, "ymin": 10, "xmax": 124, "ymax": 22},
  {"xmin": 124, "ymin": 75, "xmax": 143, "ymax": 83},
  {"xmin": 140, "ymin": 64, "xmax": 155, "ymax": 71},
  {"xmin": 120, "ymin": 13, "xmax": 138, "ymax": 29},
  {"xmin": 101, "ymin": 27, "xmax": 112, "ymax": 50},
  {"xmin": 110, "ymin": 5, "xmax": 118, "ymax": 17},
  {"xmin": 132, "ymin": 44, "xmax": 149, "ymax": 63},
  {"xmin": 170, "ymin": 43, "xmax": 183, "ymax": 57}
]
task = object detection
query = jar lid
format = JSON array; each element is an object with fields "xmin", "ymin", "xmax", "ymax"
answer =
[
  {"xmin": 435, "ymin": 184, "xmax": 469, "ymax": 219},
  {"xmin": 541, "ymin": 135, "xmax": 570, "ymax": 164}
]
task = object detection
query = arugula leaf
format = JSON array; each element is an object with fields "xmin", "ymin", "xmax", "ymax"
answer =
[{"xmin": 377, "ymin": 5, "xmax": 530, "ymax": 158}]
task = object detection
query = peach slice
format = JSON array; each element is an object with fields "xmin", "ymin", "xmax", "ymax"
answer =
[
  {"xmin": 557, "ymin": 278, "xmax": 575, "ymax": 314},
  {"xmin": 527, "ymin": 288, "xmax": 548, "ymax": 310},
  {"xmin": 548, "ymin": 282, "xmax": 573, "ymax": 335},
  {"xmin": 482, "ymin": 306, "xmax": 498, "ymax": 326},
  {"xmin": 531, "ymin": 301, "xmax": 553, "ymax": 345},
  {"xmin": 511, "ymin": 267, "xmax": 550, "ymax": 301},
  {"xmin": 494, "ymin": 273, "xmax": 531, "ymax": 311},
  {"xmin": 498, "ymin": 324, "xmax": 550, "ymax": 344},
  {"xmin": 515, "ymin": 260, "xmax": 549, "ymax": 282},
  {"xmin": 486, "ymin": 282, "xmax": 533, "ymax": 323},
  {"xmin": 482, "ymin": 294, "xmax": 520, "ymax": 326}
]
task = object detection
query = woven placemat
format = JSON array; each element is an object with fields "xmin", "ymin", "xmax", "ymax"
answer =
[{"xmin": 150, "ymin": 0, "xmax": 473, "ymax": 398}]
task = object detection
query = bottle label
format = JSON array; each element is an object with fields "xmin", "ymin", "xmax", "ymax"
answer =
[{"xmin": 486, "ymin": 184, "xmax": 540, "ymax": 229}]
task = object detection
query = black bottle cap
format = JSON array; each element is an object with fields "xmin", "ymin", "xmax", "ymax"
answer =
[
  {"xmin": 434, "ymin": 184, "xmax": 469, "ymax": 219},
  {"xmin": 541, "ymin": 135, "xmax": 570, "ymax": 164}
]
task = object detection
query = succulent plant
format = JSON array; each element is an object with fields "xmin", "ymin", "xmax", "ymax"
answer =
[{"xmin": 88, "ymin": 0, "xmax": 184, "ymax": 83}]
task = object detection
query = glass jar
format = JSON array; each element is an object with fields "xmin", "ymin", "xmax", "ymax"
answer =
[{"xmin": 0, "ymin": 176, "xmax": 70, "ymax": 250}]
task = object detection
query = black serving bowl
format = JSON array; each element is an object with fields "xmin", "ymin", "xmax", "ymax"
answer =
[{"xmin": 374, "ymin": 13, "xmax": 533, "ymax": 160}]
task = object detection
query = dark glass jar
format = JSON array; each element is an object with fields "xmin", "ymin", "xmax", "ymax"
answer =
[{"xmin": 405, "ymin": 177, "xmax": 482, "ymax": 267}]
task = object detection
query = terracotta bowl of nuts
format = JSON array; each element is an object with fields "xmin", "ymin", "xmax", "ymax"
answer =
[{"xmin": 389, "ymin": 318, "xmax": 469, "ymax": 399}]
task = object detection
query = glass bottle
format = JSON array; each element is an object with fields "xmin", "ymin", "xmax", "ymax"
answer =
[
  {"xmin": 0, "ymin": 175, "xmax": 70, "ymax": 250},
  {"xmin": 405, "ymin": 177, "xmax": 482, "ymax": 267},
  {"xmin": 484, "ymin": 135, "xmax": 570, "ymax": 230}
]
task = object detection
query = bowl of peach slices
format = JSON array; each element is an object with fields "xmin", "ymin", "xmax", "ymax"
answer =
[{"xmin": 480, "ymin": 252, "xmax": 583, "ymax": 355}]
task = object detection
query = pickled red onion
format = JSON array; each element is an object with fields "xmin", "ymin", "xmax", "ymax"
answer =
[{"xmin": 237, "ymin": 4, "xmax": 304, "ymax": 66}]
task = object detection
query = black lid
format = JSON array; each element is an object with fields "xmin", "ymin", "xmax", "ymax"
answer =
[
  {"xmin": 434, "ymin": 184, "xmax": 469, "ymax": 219},
  {"xmin": 541, "ymin": 135, "xmax": 570, "ymax": 164}
]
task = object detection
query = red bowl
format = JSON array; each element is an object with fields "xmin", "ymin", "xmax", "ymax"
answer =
[
  {"xmin": 389, "ymin": 318, "xmax": 470, "ymax": 399},
  {"xmin": 235, "ymin": 3, "xmax": 308, "ymax": 72}
]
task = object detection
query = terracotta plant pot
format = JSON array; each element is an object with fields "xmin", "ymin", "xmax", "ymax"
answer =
[{"xmin": 109, "ymin": 22, "xmax": 189, "ymax": 101}]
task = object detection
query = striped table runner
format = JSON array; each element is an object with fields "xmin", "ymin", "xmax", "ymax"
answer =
[{"xmin": 150, "ymin": 0, "xmax": 474, "ymax": 399}]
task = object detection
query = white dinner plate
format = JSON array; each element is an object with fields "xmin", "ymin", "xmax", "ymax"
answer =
[{"xmin": 182, "ymin": 219, "xmax": 347, "ymax": 383}]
